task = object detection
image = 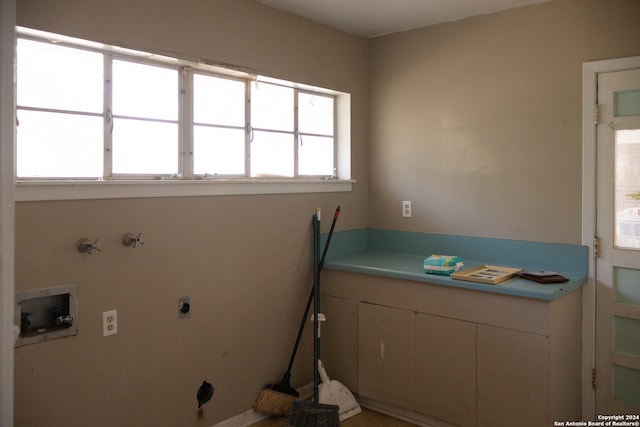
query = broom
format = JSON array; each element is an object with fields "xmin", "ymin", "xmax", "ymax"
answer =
[
  {"xmin": 288, "ymin": 211, "xmax": 340, "ymax": 426},
  {"xmin": 253, "ymin": 207, "xmax": 341, "ymax": 417}
]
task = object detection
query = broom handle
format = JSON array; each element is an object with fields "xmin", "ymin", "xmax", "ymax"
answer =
[
  {"xmin": 285, "ymin": 206, "xmax": 340, "ymax": 375},
  {"xmin": 320, "ymin": 206, "xmax": 340, "ymax": 272},
  {"xmin": 313, "ymin": 212, "xmax": 320, "ymax": 403}
]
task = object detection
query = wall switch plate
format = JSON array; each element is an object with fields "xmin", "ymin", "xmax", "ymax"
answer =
[
  {"xmin": 103, "ymin": 309, "xmax": 117, "ymax": 336},
  {"xmin": 402, "ymin": 200, "xmax": 412, "ymax": 218}
]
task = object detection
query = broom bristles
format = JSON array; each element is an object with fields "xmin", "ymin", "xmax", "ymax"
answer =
[
  {"xmin": 288, "ymin": 400, "xmax": 340, "ymax": 427},
  {"xmin": 253, "ymin": 388, "xmax": 297, "ymax": 416}
]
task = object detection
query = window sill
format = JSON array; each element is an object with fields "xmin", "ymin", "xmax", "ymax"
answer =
[{"xmin": 15, "ymin": 179, "xmax": 354, "ymax": 201}]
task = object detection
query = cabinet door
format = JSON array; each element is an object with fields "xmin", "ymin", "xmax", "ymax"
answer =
[
  {"xmin": 358, "ymin": 303, "xmax": 415, "ymax": 409},
  {"xmin": 320, "ymin": 295, "xmax": 359, "ymax": 393},
  {"xmin": 415, "ymin": 314, "xmax": 476, "ymax": 427},
  {"xmin": 477, "ymin": 324, "xmax": 550, "ymax": 427}
]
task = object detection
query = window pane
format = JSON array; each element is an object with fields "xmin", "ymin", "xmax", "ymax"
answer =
[
  {"xmin": 299, "ymin": 135, "xmax": 334, "ymax": 176},
  {"xmin": 615, "ymin": 267, "xmax": 640, "ymax": 305},
  {"xmin": 615, "ymin": 90, "xmax": 640, "ymax": 117},
  {"xmin": 613, "ymin": 365, "xmax": 640, "ymax": 406},
  {"xmin": 615, "ymin": 129, "xmax": 640, "ymax": 249},
  {"xmin": 194, "ymin": 126, "xmax": 245, "ymax": 175},
  {"xmin": 251, "ymin": 131, "xmax": 294, "ymax": 177},
  {"xmin": 16, "ymin": 110, "xmax": 103, "ymax": 178},
  {"xmin": 17, "ymin": 39, "xmax": 103, "ymax": 113},
  {"xmin": 299, "ymin": 93, "xmax": 334, "ymax": 135},
  {"xmin": 614, "ymin": 315, "xmax": 640, "ymax": 356},
  {"xmin": 112, "ymin": 118, "xmax": 178, "ymax": 174},
  {"xmin": 194, "ymin": 74, "xmax": 245, "ymax": 126},
  {"xmin": 112, "ymin": 60, "xmax": 178, "ymax": 120},
  {"xmin": 251, "ymin": 82, "xmax": 293, "ymax": 131}
]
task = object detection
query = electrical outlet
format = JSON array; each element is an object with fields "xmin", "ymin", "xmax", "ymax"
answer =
[
  {"xmin": 103, "ymin": 309, "xmax": 117, "ymax": 337},
  {"xmin": 178, "ymin": 296, "xmax": 191, "ymax": 319},
  {"xmin": 402, "ymin": 200, "xmax": 412, "ymax": 218}
]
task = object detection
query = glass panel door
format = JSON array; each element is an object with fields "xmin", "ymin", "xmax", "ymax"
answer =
[{"xmin": 596, "ymin": 68, "xmax": 640, "ymax": 416}]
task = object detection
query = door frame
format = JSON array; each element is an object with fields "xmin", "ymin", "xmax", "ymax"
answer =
[
  {"xmin": 582, "ymin": 55, "xmax": 640, "ymax": 421},
  {"xmin": 0, "ymin": 2, "xmax": 15, "ymax": 426}
]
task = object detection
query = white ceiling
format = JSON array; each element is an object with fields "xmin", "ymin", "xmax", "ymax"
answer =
[{"xmin": 256, "ymin": 0, "xmax": 550, "ymax": 38}]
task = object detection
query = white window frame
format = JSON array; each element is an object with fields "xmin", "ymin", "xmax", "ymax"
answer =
[{"xmin": 14, "ymin": 27, "xmax": 353, "ymax": 201}]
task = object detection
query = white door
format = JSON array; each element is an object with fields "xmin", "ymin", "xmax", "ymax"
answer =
[{"xmin": 596, "ymin": 67, "xmax": 640, "ymax": 415}]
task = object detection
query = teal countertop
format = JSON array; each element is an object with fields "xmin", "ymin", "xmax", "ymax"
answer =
[{"xmin": 322, "ymin": 229, "xmax": 588, "ymax": 301}]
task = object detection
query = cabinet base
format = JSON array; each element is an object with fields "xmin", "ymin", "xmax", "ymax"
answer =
[{"xmin": 357, "ymin": 395, "xmax": 458, "ymax": 427}]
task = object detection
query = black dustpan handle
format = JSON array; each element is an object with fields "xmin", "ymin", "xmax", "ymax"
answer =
[
  {"xmin": 313, "ymin": 211, "xmax": 320, "ymax": 402},
  {"xmin": 285, "ymin": 206, "xmax": 340, "ymax": 375}
]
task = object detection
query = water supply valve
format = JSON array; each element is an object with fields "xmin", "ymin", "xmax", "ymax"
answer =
[
  {"xmin": 76, "ymin": 238, "xmax": 101, "ymax": 254},
  {"xmin": 122, "ymin": 232, "xmax": 144, "ymax": 248},
  {"xmin": 55, "ymin": 315, "xmax": 74, "ymax": 327}
]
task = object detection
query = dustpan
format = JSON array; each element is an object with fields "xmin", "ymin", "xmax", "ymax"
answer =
[
  {"xmin": 318, "ymin": 359, "xmax": 362, "ymax": 421},
  {"xmin": 289, "ymin": 211, "xmax": 340, "ymax": 427}
]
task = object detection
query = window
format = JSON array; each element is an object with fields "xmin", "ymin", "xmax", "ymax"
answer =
[
  {"xmin": 15, "ymin": 28, "xmax": 351, "ymax": 200},
  {"xmin": 193, "ymin": 74, "xmax": 246, "ymax": 176},
  {"xmin": 111, "ymin": 60, "xmax": 179, "ymax": 176},
  {"xmin": 16, "ymin": 38, "xmax": 103, "ymax": 178},
  {"xmin": 298, "ymin": 92, "xmax": 335, "ymax": 176}
]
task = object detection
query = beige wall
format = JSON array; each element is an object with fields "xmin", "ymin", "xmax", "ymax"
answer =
[
  {"xmin": 12, "ymin": 0, "xmax": 640, "ymax": 425},
  {"xmin": 15, "ymin": 1, "xmax": 368, "ymax": 426},
  {"xmin": 368, "ymin": 0, "xmax": 640, "ymax": 244}
]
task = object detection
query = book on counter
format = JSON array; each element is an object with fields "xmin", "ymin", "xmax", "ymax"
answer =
[{"xmin": 517, "ymin": 270, "xmax": 569, "ymax": 284}]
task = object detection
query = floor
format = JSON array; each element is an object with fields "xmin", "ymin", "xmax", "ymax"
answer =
[{"xmin": 250, "ymin": 407, "xmax": 419, "ymax": 426}]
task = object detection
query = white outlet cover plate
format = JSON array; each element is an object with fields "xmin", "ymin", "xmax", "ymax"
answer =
[
  {"xmin": 103, "ymin": 309, "xmax": 118, "ymax": 337},
  {"xmin": 402, "ymin": 200, "xmax": 412, "ymax": 217}
]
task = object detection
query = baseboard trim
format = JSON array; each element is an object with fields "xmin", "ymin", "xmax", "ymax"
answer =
[
  {"xmin": 212, "ymin": 409, "xmax": 269, "ymax": 427},
  {"xmin": 356, "ymin": 396, "xmax": 456, "ymax": 427},
  {"xmin": 212, "ymin": 383, "xmax": 314, "ymax": 427},
  {"xmin": 213, "ymin": 385, "xmax": 456, "ymax": 427}
]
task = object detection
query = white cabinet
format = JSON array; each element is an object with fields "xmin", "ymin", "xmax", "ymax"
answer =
[
  {"xmin": 477, "ymin": 325, "xmax": 550, "ymax": 427},
  {"xmin": 358, "ymin": 303, "xmax": 415, "ymax": 409},
  {"xmin": 357, "ymin": 307, "xmax": 477, "ymax": 427},
  {"xmin": 416, "ymin": 313, "xmax": 476, "ymax": 427},
  {"xmin": 320, "ymin": 295, "xmax": 359, "ymax": 393},
  {"xmin": 321, "ymin": 269, "xmax": 582, "ymax": 425}
]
